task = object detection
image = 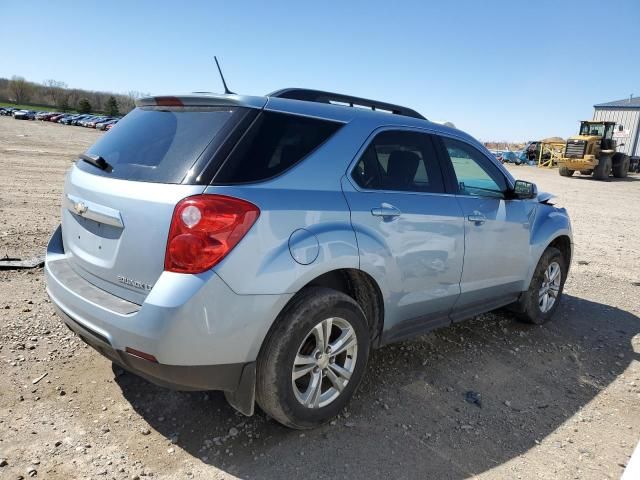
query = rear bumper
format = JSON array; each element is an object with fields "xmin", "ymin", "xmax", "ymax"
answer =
[
  {"xmin": 55, "ymin": 301, "xmax": 248, "ymax": 391},
  {"xmin": 44, "ymin": 224, "xmax": 293, "ymax": 390}
]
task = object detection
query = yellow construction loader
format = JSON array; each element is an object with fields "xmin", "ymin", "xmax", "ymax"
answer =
[{"xmin": 557, "ymin": 121, "xmax": 630, "ymax": 180}]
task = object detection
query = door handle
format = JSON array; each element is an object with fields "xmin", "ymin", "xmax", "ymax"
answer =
[
  {"xmin": 371, "ymin": 204, "xmax": 402, "ymax": 218},
  {"xmin": 467, "ymin": 213, "xmax": 486, "ymax": 224}
]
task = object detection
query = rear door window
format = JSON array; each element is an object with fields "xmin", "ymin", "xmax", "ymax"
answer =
[
  {"xmin": 212, "ymin": 111, "xmax": 343, "ymax": 184},
  {"xmin": 77, "ymin": 106, "xmax": 244, "ymax": 183}
]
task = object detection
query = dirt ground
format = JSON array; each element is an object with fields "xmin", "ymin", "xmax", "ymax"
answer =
[{"xmin": 1, "ymin": 116, "xmax": 639, "ymax": 480}]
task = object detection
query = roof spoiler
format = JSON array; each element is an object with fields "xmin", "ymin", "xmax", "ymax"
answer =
[
  {"xmin": 269, "ymin": 88, "xmax": 426, "ymax": 120},
  {"xmin": 135, "ymin": 94, "xmax": 267, "ymax": 109}
]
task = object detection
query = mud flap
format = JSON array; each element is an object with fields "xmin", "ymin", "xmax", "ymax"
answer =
[{"xmin": 224, "ymin": 362, "xmax": 256, "ymax": 416}]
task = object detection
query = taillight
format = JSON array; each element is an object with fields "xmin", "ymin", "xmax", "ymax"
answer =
[{"xmin": 164, "ymin": 195, "xmax": 260, "ymax": 274}]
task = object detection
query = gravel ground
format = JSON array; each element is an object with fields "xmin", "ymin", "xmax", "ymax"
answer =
[{"xmin": 1, "ymin": 116, "xmax": 639, "ymax": 479}]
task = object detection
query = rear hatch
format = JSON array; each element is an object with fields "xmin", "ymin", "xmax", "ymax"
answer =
[{"xmin": 61, "ymin": 101, "xmax": 256, "ymax": 304}]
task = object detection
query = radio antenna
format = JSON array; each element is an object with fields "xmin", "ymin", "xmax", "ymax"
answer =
[{"xmin": 214, "ymin": 56, "xmax": 235, "ymax": 95}]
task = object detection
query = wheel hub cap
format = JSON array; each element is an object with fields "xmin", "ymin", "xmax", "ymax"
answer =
[
  {"xmin": 538, "ymin": 261, "xmax": 562, "ymax": 313},
  {"xmin": 291, "ymin": 317, "xmax": 358, "ymax": 409},
  {"xmin": 317, "ymin": 354, "xmax": 330, "ymax": 370}
]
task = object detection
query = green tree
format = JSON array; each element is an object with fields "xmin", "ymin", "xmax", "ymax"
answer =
[
  {"xmin": 57, "ymin": 95, "xmax": 70, "ymax": 112},
  {"xmin": 106, "ymin": 96, "xmax": 120, "ymax": 117},
  {"xmin": 78, "ymin": 98, "xmax": 92, "ymax": 114}
]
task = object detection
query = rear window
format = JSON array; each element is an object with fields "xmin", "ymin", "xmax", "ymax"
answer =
[
  {"xmin": 212, "ymin": 111, "xmax": 342, "ymax": 184},
  {"xmin": 77, "ymin": 106, "xmax": 242, "ymax": 183}
]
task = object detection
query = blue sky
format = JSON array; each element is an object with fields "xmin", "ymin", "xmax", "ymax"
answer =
[{"xmin": 2, "ymin": 0, "xmax": 639, "ymax": 141}]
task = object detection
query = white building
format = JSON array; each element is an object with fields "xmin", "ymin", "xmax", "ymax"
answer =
[{"xmin": 593, "ymin": 96, "xmax": 640, "ymax": 158}]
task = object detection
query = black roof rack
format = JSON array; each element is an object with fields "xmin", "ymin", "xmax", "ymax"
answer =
[{"xmin": 268, "ymin": 88, "xmax": 426, "ymax": 120}]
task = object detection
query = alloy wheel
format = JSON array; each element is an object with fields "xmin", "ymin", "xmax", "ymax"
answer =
[
  {"xmin": 291, "ymin": 317, "xmax": 358, "ymax": 409},
  {"xmin": 538, "ymin": 261, "xmax": 561, "ymax": 313}
]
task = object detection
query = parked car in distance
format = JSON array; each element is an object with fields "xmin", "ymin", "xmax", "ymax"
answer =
[
  {"xmin": 36, "ymin": 111, "xmax": 54, "ymax": 120},
  {"xmin": 45, "ymin": 88, "xmax": 573, "ymax": 429},
  {"xmin": 50, "ymin": 113, "xmax": 68, "ymax": 122},
  {"xmin": 74, "ymin": 115, "xmax": 94, "ymax": 126},
  {"xmin": 489, "ymin": 150, "xmax": 504, "ymax": 163},
  {"xmin": 70, "ymin": 115, "xmax": 91, "ymax": 125},
  {"xmin": 105, "ymin": 121, "xmax": 117, "ymax": 131},
  {"xmin": 79, "ymin": 115, "xmax": 103, "ymax": 127},
  {"xmin": 54, "ymin": 114, "xmax": 75, "ymax": 123},
  {"xmin": 59, "ymin": 114, "xmax": 82, "ymax": 125},
  {"xmin": 97, "ymin": 119, "xmax": 119, "ymax": 130},
  {"xmin": 14, "ymin": 110, "xmax": 36, "ymax": 120},
  {"xmin": 87, "ymin": 117, "xmax": 112, "ymax": 128},
  {"xmin": 501, "ymin": 151, "xmax": 522, "ymax": 165}
]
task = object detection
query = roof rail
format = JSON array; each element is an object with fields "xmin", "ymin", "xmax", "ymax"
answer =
[{"xmin": 268, "ymin": 88, "xmax": 426, "ymax": 120}]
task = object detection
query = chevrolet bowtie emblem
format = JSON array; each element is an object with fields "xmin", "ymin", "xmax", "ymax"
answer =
[{"xmin": 74, "ymin": 201, "xmax": 88, "ymax": 215}]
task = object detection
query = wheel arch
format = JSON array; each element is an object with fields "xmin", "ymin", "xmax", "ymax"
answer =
[
  {"xmin": 231, "ymin": 267, "xmax": 386, "ymax": 417},
  {"xmin": 299, "ymin": 268, "xmax": 385, "ymax": 347},
  {"xmin": 526, "ymin": 204, "xmax": 573, "ymax": 290},
  {"xmin": 264, "ymin": 268, "xmax": 386, "ymax": 349},
  {"xmin": 526, "ymin": 232, "xmax": 573, "ymax": 290},
  {"xmin": 547, "ymin": 235, "xmax": 572, "ymax": 268}
]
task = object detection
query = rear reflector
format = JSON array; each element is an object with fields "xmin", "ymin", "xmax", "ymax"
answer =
[
  {"xmin": 164, "ymin": 194, "xmax": 260, "ymax": 274},
  {"xmin": 125, "ymin": 347, "xmax": 158, "ymax": 363}
]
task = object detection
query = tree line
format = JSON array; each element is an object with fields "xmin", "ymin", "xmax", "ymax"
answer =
[{"xmin": 0, "ymin": 75, "xmax": 148, "ymax": 116}]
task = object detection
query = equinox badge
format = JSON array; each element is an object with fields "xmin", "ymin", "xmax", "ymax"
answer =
[{"xmin": 117, "ymin": 275, "xmax": 153, "ymax": 291}]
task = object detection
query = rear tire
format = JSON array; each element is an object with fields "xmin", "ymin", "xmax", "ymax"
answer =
[
  {"xmin": 517, "ymin": 247, "xmax": 566, "ymax": 325},
  {"xmin": 612, "ymin": 154, "xmax": 629, "ymax": 178},
  {"xmin": 256, "ymin": 287, "xmax": 370, "ymax": 429},
  {"xmin": 559, "ymin": 167, "xmax": 574, "ymax": 177},
  {"xmin": 593, "ymin": 156, "xmax": 611, "ymax": 180}
]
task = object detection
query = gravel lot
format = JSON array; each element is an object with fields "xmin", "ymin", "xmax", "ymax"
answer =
[{"xmin": 1, "ymin": 116, "xmax": 639, "ymax": 480}]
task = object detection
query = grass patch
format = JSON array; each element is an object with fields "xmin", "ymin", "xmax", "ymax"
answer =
[{"xmin": 0, "ymin": 101, "xmax": 78, "ymax": 113}]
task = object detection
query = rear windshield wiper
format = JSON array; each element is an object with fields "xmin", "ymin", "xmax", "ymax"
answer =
[{"xmin": 80, "ymin": 153, "xmax": 113, "ymax": 173}]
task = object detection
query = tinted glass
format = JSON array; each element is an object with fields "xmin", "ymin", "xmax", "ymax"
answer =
[
  {"xmin": 78, "ymin": 106, "xmax": 240, "ymax": 183},
  {"xmin": 441, "ymin": 137, "xmax": 506, "ymax": 198},
  {"xmin": 351, "ymin": 130, "xmax": 444, "ymax": 193},
  {"xmin": 213, "ymin": 111, "xmax": 342, "ymax": 184}
]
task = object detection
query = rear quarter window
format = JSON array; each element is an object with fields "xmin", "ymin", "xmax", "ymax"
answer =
[
  {"xmin": 77, "ymin": 106, "xmax": 243, "ymax": 183},
  {"xmin": 212, "ymin": 111, "xmax": 343, "ymax": 184}
]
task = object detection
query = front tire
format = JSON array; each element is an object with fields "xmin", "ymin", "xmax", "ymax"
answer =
[
  {"xmin": 517, "ymin": 247, "xmax": 566, "ymax": 325},
  {"xmin": 593, "ymin": 156, "xmax": 611, "ymax": 180},
  {"xmin": 559, "ymin": 166, "xmax": 574, "ymax": 177},
  {"xmin": 256, "ymin": 288, "xmax": 370, "ymax": 429}
]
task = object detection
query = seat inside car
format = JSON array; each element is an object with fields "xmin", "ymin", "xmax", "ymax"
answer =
[{"xmin": 384, "ymin": 150, "xmax": 420, "ymax": 190}]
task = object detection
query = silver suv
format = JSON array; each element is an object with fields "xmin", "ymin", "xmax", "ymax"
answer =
[{"xmin": 45, "ymin": 88, "xmax": 572, "ymax": 429}]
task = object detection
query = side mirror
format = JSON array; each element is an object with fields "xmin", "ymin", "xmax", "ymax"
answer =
[
  {"xmin": 513, "ymin": 180, "xmax": 537, "ymax": 199},
  {"xmin": 618, "ymin": 125, "xmax": 624, "ymax": 132}
]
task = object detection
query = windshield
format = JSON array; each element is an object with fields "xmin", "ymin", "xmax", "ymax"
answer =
[
  {"xmin": 78, "ymin": 106, "xmax": 242, "ymax": 183},
  {"xmin": 580, "ymin": 122, "xmax": 605, "ymax": 137}
]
